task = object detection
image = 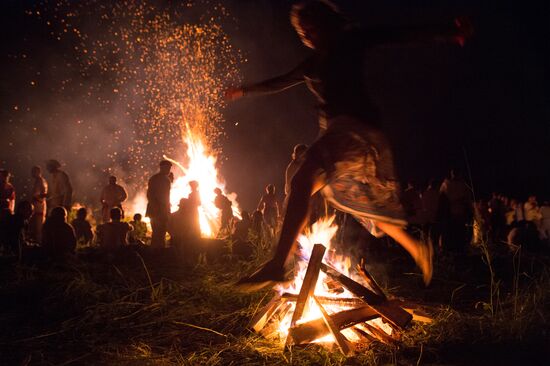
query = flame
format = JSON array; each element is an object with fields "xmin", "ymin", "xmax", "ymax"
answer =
[
  {"xmin": 165, "ymin": 127, "xmax": 240, "ymax": 238},
  {"xmin": 272, "ymin": 216, "xmax": 392, "ymax": 346},
  {"xmin": 127, "ymin": 127, "xmax": 239, "ymax": 239}
]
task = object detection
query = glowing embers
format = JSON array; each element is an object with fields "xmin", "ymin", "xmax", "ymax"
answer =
[{"xmin": 249, "ymin": 218, "xmax": 430, "ymax": 355}]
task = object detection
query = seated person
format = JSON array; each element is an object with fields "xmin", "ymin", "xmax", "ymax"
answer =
[
  {"xmin": 42, "ymin": 206, "xmax": 76, "ymax": 259},
  {"xmin": 4, "ymin": 201, "xmax": 33, "ymax": 256},
  {"xmin": 129, "ymin": 213, "xmax": 148, "ymax": 245},
  {"xmin": 97, "ymin": 207, "xmax": 132, "ymax": 250},
  {"xmin": 169, "ymin": 198, "xmax": 200, "ymax": 262},
  {"xmin": 71, "ymin": 207, "xmax": 93, "ymax": 245}
]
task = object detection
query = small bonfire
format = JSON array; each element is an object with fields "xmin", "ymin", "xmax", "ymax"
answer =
[{"xmin": 249, "ymin": 216, "xmax": 433, "ymax": 355}]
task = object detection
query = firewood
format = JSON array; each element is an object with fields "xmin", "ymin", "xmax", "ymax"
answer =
[
  {"xmin": 320, "ymin": 264, "xmax": 412, "ymax": 329},
  {"xmin": 248, "ymin": 295, "xmax": 283, "ymax": 332},
  {"xmin": 288, "ymin": 305, "xmax": 379, "ymax": 345},
  {"xmin": 314, "ymin": 296, "xmax": 354, "ymax": 356},
  {"xmin": 289, "ymin": 244, "xmax": 326, "ymax": 328},
  {"xmin": 357, "ymin": 260, "xmax": 387, "ymax": 301},
  {"xmin": 281, "ymin": 292, "xmax": 364, "ymax": 306}
]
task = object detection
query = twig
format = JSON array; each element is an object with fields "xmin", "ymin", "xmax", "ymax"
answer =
[{"xmin": 173, "ymin": 321, "xmax": 227, "ymax": 337}]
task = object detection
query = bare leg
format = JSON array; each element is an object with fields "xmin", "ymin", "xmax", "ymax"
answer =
[
  {"xmin": 236, "ymin": 159, "xmax": 325, "ymax": 291},
  {"xmin": 375, "ymin": 221, "xmax": 433, "ymax": 285}
]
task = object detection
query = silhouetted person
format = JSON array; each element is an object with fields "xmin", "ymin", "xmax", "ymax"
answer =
[
  {"xmin": 129, "ymin": 213, "xmax": 147, "ymax": 245},
  {"xmin": 168, "ymin": 198, "xmax": 199, "ymax": 263},
  {"xmin": 439, "ymin": 170, "xmax": 473, "ymax": 252},
  {"xmin": 233, "ymin": 210, "xmax": 252, "ymax": 242},
  {"xmin": 285, "ymin": 144, "xmax": 308, "ymax": 197},
  {"xmin": 539, "ymin": 201, "xmax": 550, "ymax": 242},
  {"xmin": 488, "ymin": 192, "xmax": 506, "ymax": 243},
  {"xmin": 46, "ymin": 160, "xmax": 73, "ymax": 213},
  {"xmin": 401, "ymin": 182, "xmax": 422, "ymax": 225},
  {"xmin": 29, "ymin": 166, "xmax": 48, "ymax": 243},
  {"xmin": 421, "ymin": 180, "xmax": 441, "ymax": 247},
  {"xmin": 214, "ymin": 187, "xmax": 233, "ymax": 234},
  {"xmin": 251, "ymin": 210, "xmax": 266, "ymax": 239},
  {"xmin": 100, "ymin": 176, "xmax": 128, "ymax": 223},
  {"xmin": 257, "ymin": 184, "xmax": 279, "ymax": 234},
  {"xmin": 227, "ymin": 1, "xmax": 471, "ymax": 289},
  {"xmin": 0, "ymin": 169, "xmax": 16, "ymax": 214},
  {"xmin": 71, "ymin": 207, "xmax": 93, "ymax": 245},
  {"xmin": 4, "ymin": 201, "xmax": 33, "ymax": 256},
  {"xmin": 524, "ymin": 195, "xmax": 541, "ymax": 224},
  {"xmin": 146, "ymin": 160, "xmax": 172, "ymax": 249},
  {"xmin": 97, "ymin": 207, "xmax": 132, "ymax": 251},
  {"xmin": 188, "ymin": 180, "xmax": 201, "ymax": 238},
  {"xmin": 42, "ymin": 206, "xmax": 76, "ymax": 260}
]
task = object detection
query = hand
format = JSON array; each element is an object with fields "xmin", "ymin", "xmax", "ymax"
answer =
[
  {"xmin": 454, "ymin": 16, "xmax": 474, "ymax": 46},
  {"xmin": 224, "ymin": 87, "xmax": 244, "ymax": 101}
]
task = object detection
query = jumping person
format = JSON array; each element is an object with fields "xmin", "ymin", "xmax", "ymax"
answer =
[{"xmin": 227, "ymin": 0, "xmax": 472, "ymax": 290}]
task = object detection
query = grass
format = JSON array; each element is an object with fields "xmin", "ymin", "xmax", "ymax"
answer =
[{"xmin": 0, "ymin": 235, "xmax": 549, "ymax": 365}]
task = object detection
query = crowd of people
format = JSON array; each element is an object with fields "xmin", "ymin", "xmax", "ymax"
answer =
[{"xmin": 1, "ymin": 144, "xmax": 548, "ymax": 267}]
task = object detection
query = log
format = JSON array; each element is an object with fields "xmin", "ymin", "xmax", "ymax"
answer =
[
  {"xmin": 314, "ymin": 296, "xmax": 354, "ymax": 356},
  {"xmin": 289, "ymin": 244, "xmax": 326, "ymax": 328},
  {"xmin": 320, "ymin": 264, "xmax": 412, "ymax": 329},
  {"xmin": 248, "ymin": 295, "xmax": 283, "ymax": 332},
  {"xmin": 288, "ymin": 305, "xmax": 379, "ymax": 345},
  {"xmin": 281, "ymin": 292, "xmax": 364, "ymax": 306},
  {"xmin": 360, "ymin": 322, "xmax": 395, "ymax": 345},
  {"xmin": 357, "ymin": 261, "xmax": 387, "ymax": 301}
]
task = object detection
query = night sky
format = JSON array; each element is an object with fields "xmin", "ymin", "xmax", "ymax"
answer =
[{"xmin": 1, "ymin": 0, "xmax": 549, "ymax": 211}]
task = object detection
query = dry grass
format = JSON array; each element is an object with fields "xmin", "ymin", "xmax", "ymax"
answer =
[{"xmin": 0, "ymin": 238, "xmax": 548, "ymax": 365}]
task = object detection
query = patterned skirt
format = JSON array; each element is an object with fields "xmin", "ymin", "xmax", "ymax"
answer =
[{"xmin": 308, "ymin": 115, "xmax": 407, "ymax": 237}]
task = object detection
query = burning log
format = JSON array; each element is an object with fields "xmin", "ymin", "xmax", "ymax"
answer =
[
  {"xmin": 314, "ymin": 296, "xmax": 354, "ymax": 356},
  {"xmin": 288, "ymin": 305, "xmax": 379, "ymax": 345},
  {"xmin": 357, "ymin": 260, "xmax": 387, "ymax": 301},
  {"xmin": 281, "ymin": 292, "xmax": 364, "ymax": 306},
  {"xmin": 289, "ymin": 244, "xmax": 326, "ymax": 328},
  {"xmin": 320, "ymin": 263, "xmax": 412, "ymax": 329},
  {"xmin": 248, "ymin": 295, "xmax": 284, "ymax": 332}
]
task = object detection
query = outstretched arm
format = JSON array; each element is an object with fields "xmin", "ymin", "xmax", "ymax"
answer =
[
  {"xmin": 365, "ymin": 17, "xmax": 473, "ymax": 48},
  {"xmin": 225, "ymin": 58, "xmax": 309, "ymax": 101}
]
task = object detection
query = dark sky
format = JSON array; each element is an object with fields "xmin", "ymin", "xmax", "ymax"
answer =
[{"xmin": 1, "ymin": 0, "xmax": 549, "ymax": 211}]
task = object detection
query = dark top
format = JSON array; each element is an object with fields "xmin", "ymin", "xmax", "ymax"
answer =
[
  {"xmin": 242, "ymin": 24, "xmax": 461, "ymax": 127},
  {"xmin": 146, "ymin": 173, "xmax": 171, "ymax": 219}
]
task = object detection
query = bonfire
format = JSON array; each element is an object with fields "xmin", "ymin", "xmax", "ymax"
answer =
[{"xmin": 249, "ymin": 216, "xmax": 432, "ymax": 355}]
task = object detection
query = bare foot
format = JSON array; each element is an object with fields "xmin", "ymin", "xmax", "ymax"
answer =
[{"xmin": 235, "ymin": 259, "xmax": 287, "ymax": 292}]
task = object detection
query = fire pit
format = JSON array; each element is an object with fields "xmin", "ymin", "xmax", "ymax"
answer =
[{"xmin": 249, "ymin": 218, "xmax": 433, "ymax": 355}]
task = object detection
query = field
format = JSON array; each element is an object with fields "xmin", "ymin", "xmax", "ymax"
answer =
[{"xmin": 1, "ymin": 238, "xmax": 548, "ymax": 365}]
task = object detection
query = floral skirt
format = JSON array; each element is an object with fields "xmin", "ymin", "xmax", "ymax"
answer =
[{"xmin": 308, "ymin": 115, "xmax": 407, "ymax": 237}]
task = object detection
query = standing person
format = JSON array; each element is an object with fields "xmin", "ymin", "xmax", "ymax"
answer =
[
  {"xmin": 188, "ymin": 181, "xmax": 201, "ymax": 238},
  {"xmin": 0, "ymin": 169, "xmax": 16, "ymax": 214},
  {"xmin": 524, "ymin": 195, "xmax": 541, "ymax": 224},
  {"xmin": 214, "ymin": 188, "xmax": 234, "ymax": 234},
  {"xmin": 539, "ymin": 200, "xmax": 550, "ymax": 242},
  {"xmin": 257, "ymin": 184, "xmax": 280, "ymax": 235},
  {"xmin": 439, "ymin": 170, "xmax": 473, "ymax": 252},
  {"xmin": 46, "ymin": 160, "xmax": 73, "ymax": 213},
  {"xmin": 421, "ymin": 180, "xmax": 441, "ymax": 247},
  {"xmin": 29, "ymin": 166, "xmax": 48, "ymax": 242},
  {"xmin": 100, "ymin": 176, "xmax": 128, "ymax": 223},
  {"xmin": 227, "ymin": 0, "xmax": 471, "ymax": 290},
  {"xmin": 146, "ymin": 160, "xmax": 172, "ymax": 249},
  {"xmin": 285, "ymin": 144, "xmax": 309, "ymax": 197}
]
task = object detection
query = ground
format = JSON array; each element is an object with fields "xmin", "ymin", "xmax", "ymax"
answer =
[{"xmin": 0, "ymin": 239, "xmax": 548, "ymax": 365}]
